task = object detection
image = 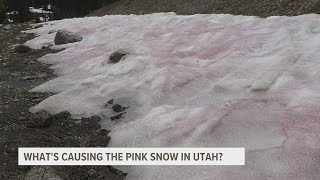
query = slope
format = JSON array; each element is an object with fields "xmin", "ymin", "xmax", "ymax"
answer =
[{"xmin": 90, "ymin": 0, "xmax": 320, "ymax": 17}]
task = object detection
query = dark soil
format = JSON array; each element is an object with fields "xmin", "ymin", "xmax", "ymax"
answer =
[
  {"xmin": 0, "ymin": 24, "xmax": 126, "ymax": 180},
  {"xmin": 92, "ymin": 0, "xmax": 320, "ymax": 17}
]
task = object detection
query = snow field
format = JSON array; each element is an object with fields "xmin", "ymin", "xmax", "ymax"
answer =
[{"xmin": 25, "ymin": 13, "xmax": 320, "ymax": 179}]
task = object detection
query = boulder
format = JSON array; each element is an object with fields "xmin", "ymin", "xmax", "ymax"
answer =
[
  {"xmin": 112, "ymin": 104, "xmax": 126, "ymax": 113},
  {"xmin": 54, "ymin": 30, "xmax": 83, "ymax": 45},
  {"xmin": 109, "ymin": 50, "xmax": 128, "ymax": 63},
  {"xmin": 14, "ymin": 44, "xmax": 31, "ymax": 53},
  {"xmin": 3, "ymin": 25, "xmax": 11, "ymax": 30}
]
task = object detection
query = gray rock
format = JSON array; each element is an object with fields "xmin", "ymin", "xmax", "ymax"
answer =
[
  {"xmin": 54, "ymin": 30, "xmax": 83, "ymax": 45},
  {"xmin": 109, "ymin": 50, "xmax": 128, "ymax": 63},
  {"xmin": 107, "ymin": 99, "xmax": 114, "ymax": 104},
  {"xmin": 3, "ymin": 25, "xmax": 11, "ymax": 30},
  {"xmin": 25, "ymin": 166, "xmax": 62, "ymax": 180},
  {"xmin": 112, "ymin": 104, "xmax": 126, "ymax": 113},
  {"xmin": 14, "ymin": 44, "xmax": 31, "ymax": 53},
  {"xmin": 48, "ymin": 29, "xmax": 57, "ymax": 34}
]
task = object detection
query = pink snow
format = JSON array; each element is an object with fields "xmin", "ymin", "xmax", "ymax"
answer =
[{"xmin": 25, "ymin": 13, "xmax": 320, "ymax": 179}]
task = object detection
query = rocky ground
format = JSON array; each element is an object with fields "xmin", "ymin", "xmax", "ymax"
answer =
[
  {"xmin": 0, "ymin": 24, "xmax": 126, "ymax": 180},
  {"xmin": 91, "ymin": 0, "xmax": 320, "ymax": 17}
]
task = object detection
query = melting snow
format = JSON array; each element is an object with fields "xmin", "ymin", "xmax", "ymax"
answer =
[{"xmin": 25, "ymin": 13, "xmax": 320, "ymax": 180}]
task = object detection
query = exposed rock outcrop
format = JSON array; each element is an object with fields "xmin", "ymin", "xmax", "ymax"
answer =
[
  {"xmin": 54, "ymin": 30, "xmax": 83, "ymax": 45},
  {"xmin": 14, "ymin": 44, "xmax": 31, "ymax": 53}
]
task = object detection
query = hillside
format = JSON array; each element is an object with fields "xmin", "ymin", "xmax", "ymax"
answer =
[{"xmin": 91, "ymin": 0, "xmax": 320, "ymax": 17}]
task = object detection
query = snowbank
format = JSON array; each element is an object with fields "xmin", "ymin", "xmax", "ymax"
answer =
[{"xmin": 25, "ymin": 13, "xmax": 320, "ymax": 179}]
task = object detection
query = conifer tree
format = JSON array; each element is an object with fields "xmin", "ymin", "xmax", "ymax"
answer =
[{"xmin": 0, "ymin": 0, "xmax": 6, "ymax": 23}]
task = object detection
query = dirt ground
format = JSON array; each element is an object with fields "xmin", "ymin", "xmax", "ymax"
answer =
[
  {"xmin": 92, "ymin": 0, "xmax": 320, "ymax": 17},
  {"xmin": 0, "ymin": 24, "xmax": 126, "ymax": 180}
]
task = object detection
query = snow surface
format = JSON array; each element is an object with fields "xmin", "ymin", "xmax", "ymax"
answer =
[{"xmin": 25, "ymin": 13, "xmax": 320, "ymax": 180}]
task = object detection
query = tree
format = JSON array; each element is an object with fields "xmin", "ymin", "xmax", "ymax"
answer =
[
  {"xmin": 0, "ymin": 0, "xmax": 5, "ymax": 23},
  {"xmin": 5, "ymin": 0, "xmax": 31, "ymax": 22},
  {"xmin": 51, "ymin": 0, "xmax": 120, "ymax": 20},
  {"xmin": 31, "ymin": 0, "xmax": 51, "ymax": 8}
]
